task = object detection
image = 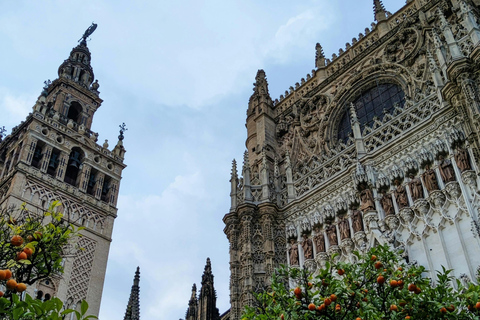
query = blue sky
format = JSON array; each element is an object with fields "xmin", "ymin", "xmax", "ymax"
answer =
[{"xmin": 0, "ymin": 0, "xmax": 404, "ymax": 319}]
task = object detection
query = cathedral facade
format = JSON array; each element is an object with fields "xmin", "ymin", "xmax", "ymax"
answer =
[
  {"xmin": 223, "ymin": 0, "xmax": 480, "ymax": 320},
  {"xmin": 0, "ymin": 30, "xmax": 126, "ymax": 316}
]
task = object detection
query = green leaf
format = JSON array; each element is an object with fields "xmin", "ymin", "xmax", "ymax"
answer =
[{"xmin": 81, "ymin": 300, "xmax": 89, "ymax": 316}]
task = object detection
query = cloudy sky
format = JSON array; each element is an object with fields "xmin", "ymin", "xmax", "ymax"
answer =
[{"xmin": 0, "ymin": 0, "xmax": 404, "ymax": 319}]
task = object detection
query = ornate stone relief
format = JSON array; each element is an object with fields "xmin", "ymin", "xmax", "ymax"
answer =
[{"xmin": 66, "ymin": 236, "xmax": 97, "ymax": 303}]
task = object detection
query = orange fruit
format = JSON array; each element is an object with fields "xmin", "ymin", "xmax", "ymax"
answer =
[
  {"xmin": 17, "ymin": 252, "xmax": 27, "ymax": 261},
  {"xmin": 476, "ymin": 301, "xmax": 480, "ymax": 309},
  {"xmin": 362, "ymin": 297, "xmax": 368, "ymax": 302},
  {"xmin": 377, "ymin": 275, "xmax": 385, "ymax": 285},
  {"xmin": 440, "ymin": 307, "xmax": 447, "ymax": 314},
  {"xmin": 318, "ymin": 304, "xmax": 325, "ymax": 311},
  {"xmin": 0, "ymin": 291, "xmax": 3, "ymax": 297},
  {"xmin": 6, "ymin": 279, "xmax": 17, "ymax": 291},
  {"xmin": 446, "ymin": 305, "xmax": 455, "ymax": 312},
  {"xmin": 398, "ymin": 267, "xmax": 403, "ymax": 271},
  {"xmin": 356, "ymin": 318, "xmax": 362, "ymax": 320},
  {"xmin": 414, "ymin": 287, "xmax": 421, "ymax": 294},
  {"xmin": 23, "ymin": 247, "xmax": 33, "ymax": 258},
  {"xmin": 15, "ymin": 283, "xmax": 26, "ymax": 292},
  {"xmin": 371, "ymin": 255, "xmax": 377, "ymax": 261},
  {"xmin": 11, "ymin": 235, "xmax": 23, "ymax": 247},
  {"xmin": 390, "ymin": 280, "xmax": 398, "ymax": 287},
  {"xmin": 294, "ymin": 287, "xmax": 301, "ymax": 296},
  {"xmin": 337, "ymin": 269, "xmax": 345, "ymax": 275},
  {"xmin": 280, "ymin": 314, "xmax": 284, "ymax": 320},
  {"xmin": 405, "ymin": 317, "xmax": 411, "ymax": 320},
  {"xmin": 330, "ymin": 294, "xmax": 337, "ymax": 302},
  {"xmin": 408, "ymin": 283, "xmax": 416, "ymax": 292},
  {"xmin": 0, "ymin": 270, "xmax": 5, "ymax": 280},
  {"xmin": 324, "ymin": 298, "xmax": 332, "ymax": 306},
  {"xmin": 34, "ymin": 231, "xmax": 43, "ymax": 240},
  {"xmin": 399, "ymin": 301, "xmax": 407, "ymax": 307},
  {"xmin": 390, "ymin": 305, "xmax": 398, "ymax": 312},
  {"xmin": 308, "ymin": 303, "xmax": 316, "ymax": 311},
  {"xmin": 335, "ymin": 304, "xmax": 341, "ymax": 312},
  {"xmin": 307, "ymin": 282, "xmax": 313, "ymax": 288},
  {"xmin": 374, "ymin": 261, "xmax": 383, "ymax": 269},
  {"xmin": 26, "ymin": 235, "xmax": 33, "ymax": 242},
  {"xmin": 4, "ymin": 270, "xmax": 12, "ymax": 280}
]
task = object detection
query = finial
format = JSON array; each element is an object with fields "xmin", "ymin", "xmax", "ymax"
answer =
[
  {"xmin": 119, "ymin": 123, "xmax": 128, "ymax": 141},
  {"xmin": 0, "ymin": 126, "xmax": 6, "ymax": 142},
  {"xmin": 373, "ymin": 0, "xmax": 387, "ymax": 22},
  {"xmin": 79, "ymin": 23, "xmax": 98, "ymax": 45},
  {"xmin": 349, "ymin": 103, "xmax": 359, "ymax": 123},
  {"xmin": 42, "ymin": 80, "xmax": 51, "ymax": 97},
  {"xmin": 315, "ymin": 43, "xmax": 326, "ymax": 68},
  {"xmin": 243, "ymin": 151, "xmax": 249, "ymax": 170},
  {"xmin": 231, "ymin": 159, "xmax": 238, "ymax": 178}
]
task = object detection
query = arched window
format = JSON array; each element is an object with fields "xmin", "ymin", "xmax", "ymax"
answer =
[
  {"xmin": 337, "ymin": 83, "xmax": 405, "ymax": 143},
  {"xmin": 64, "ymin": 148, "xmax": 84, "ymax": 186},
  {"xmin": 67, "ymin": 102, "xmax": 83, "ymax": 124}
]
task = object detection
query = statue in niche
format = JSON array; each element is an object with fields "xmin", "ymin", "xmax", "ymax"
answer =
[
  {"xmin": 301, "ymin": 235, "xmax": 314, "ymax": 260},
  {"xmin": 455, "ymin": 148, "xmax": 471, "ymax": 172},
  {"xmin": 289, "ymin": 239, "xmax": 299, "ymax": 265},
  {"xmin": 326, "ymin": 224, "xmax": 338, "ymax": 246},
  {"xmin": 338, "ymin": 219, "xmax": 351, "ymax": 240},
  {"xmin": 360, "ymin": 187, "xmax": 375, "ymax": 212},
  {"xmin": 408, "ymin": 174, "xmax": 424, "ymax": 201},
  {"xmin": 394, "ymin": 180, "xmax": 409, "ymax": 209},
  {"xmin": 422, "ymin": 165, "xmax": 440, "ymax": 192},
  {"xmin": 352, "ymin": 210, "xmax": 364, "ymax": 232},
  {"xmin": 381, "ymin": 193, "xmax": 395, "ymax": 216},
  {"xmin": 313, "ymin": 231, "xmax": 326, "ymax": 253},
  {"xmin": 438, "ymin": 155, "xmax": 456, "ymax": 183}
]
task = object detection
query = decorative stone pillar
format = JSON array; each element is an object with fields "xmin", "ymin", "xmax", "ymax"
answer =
[
  {"xmin": 285, "ymin": 150, "xmax": 295, "ymax": 202},
  {"xmin": 106, "ymin": 179, "xmax": 119, "ymax": 205},
  {"xmin": 78, "ymin": 164, "xmax": 91, "ymax": 193},
  {"xmin": 55, "ymin": 151, "xmax": 69, "ymax": 181},
  {"xmin": 23, "ymin": 136, "xmax": 38, "ymax": 165},
  {"xmin": 40, "ymin": 145, "xmax": 53, "ymax": 173},
  {"xmin": 94, "ymin": 172, "xmax": 105, "ymax": 200}
]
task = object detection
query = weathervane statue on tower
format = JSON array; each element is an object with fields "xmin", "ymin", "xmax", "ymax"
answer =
[{"xmin": 79, "ymin": 23, "xmax": 98, "ymax": 44}]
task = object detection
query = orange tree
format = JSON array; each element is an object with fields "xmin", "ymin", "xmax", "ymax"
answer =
[
  {"xmin": 0, "ymin": 201, "xmax": 96, "ymax": 319},
  {"xmin": 243, "ymin": 244, "xmax": 480, "ymax": 320}
]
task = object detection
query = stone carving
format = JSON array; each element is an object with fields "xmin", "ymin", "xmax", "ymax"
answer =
[
  {"xmin": 314, "ymin": 232, "xmax": 326, "ymax": 253},
  {"xmin": 422, "ymin": 165, "xmax": 440, "ymax": 192},
  {"xmin": 455, "ymin": 148, "xmax": 471, "ymax": 172},
  {"xmin": 408, "ymin": 174, "xmax": 424, "ymax": 201},
  {"xmin": 66, "ymin": 237, "xmax": 97, "ymax": 302},
  {"xmin": 301, "ymin": 236, "xmax": 314, "ymax": 260},
  {"xmin": 352, "ymin": 210, "xmax": 364, "ymax": 233},
  {"xmin": 394, "ymin": 182, "xmax": 409, "ymax": 210},
  {"xmin": 360, "ymin": 188, "xmax": 375, "ymax": 212},
  {"xmin": 326, "ymin": 224, "xmax": 338, "ymax": 246},
  {"xmin": 385, "ymin": 28, "xmax": 418, "ymax": 63},
  {"xmin": 289, "ymin": 239, "xmax": 299, "ymax": 265},
  {"xmin": 381, "ymin": 193, "xmax": 395, "ymax": 216},
  {"xmin": 439, "ymin": 157, "xmax": 456, "ymax": 183},
  {"xmin": 338, "ymin": 219, "xmax": 351, "ymax": 240}
]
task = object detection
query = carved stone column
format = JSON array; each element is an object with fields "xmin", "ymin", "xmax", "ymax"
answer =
[
  {"xmin": 94, "ymin": 172, "xmax": 105, "ymax": 200},
  {"xmin": 40, "ymin": 145, "xmax": 53, "ymax": 173},
  {"xmin": 23, "ymin": 136, "xmax": 38, "ymax": 165},
  {"xmin": 55, "ymin": 151, "xmax": 69, "ymax": 181},
  {"xmin": 78, "ymin": 164, "xmax": 91, "ymax": 193}
]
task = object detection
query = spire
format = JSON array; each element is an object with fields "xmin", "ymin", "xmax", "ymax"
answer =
[
  {"xmin": 248, "ymin": 69, "xmax": 273, "ymax": 111},
  {"xmin": 185, "ymin": 284, "xmax": 198, "ymax": 320},
  {"xmin": 124, "ymin": 267, "xmax": 141, "ymax": 320},
  {"xmin": 198, "ymin": 258, "xmax": 220, "ymax": 320},
  {"xmin": 57, "ymin": 23, "xmax": 98, "ymax": 92},
  {"xmin": 230, "ymin": 159, "xmax": 238, "ymax": 181},
  {"xmin": 315, "ymin": 43, "xmax": 326, "ymax": 68},
  {"xmin": 373, "ymin": 0, "xmax": 387, "ymax": 22}
]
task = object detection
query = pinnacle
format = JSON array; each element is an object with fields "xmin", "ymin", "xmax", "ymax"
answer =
[
  {"xmin": 373, "ymin": 0, "xmax": 387, "ymax": 21},
  {"xmin": 124, "ymin": 267, "xmax": 141, "ymax": 320}
]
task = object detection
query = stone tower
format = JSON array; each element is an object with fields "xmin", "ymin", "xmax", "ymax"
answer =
[
  {"xmin": 224, "ymin": 1, "xmax": 480, "ymax": 320},
  {"xmin": 184, "ymin": 258, "xmax": 220, "ymax": 320},
  {"xmin": 123, "ymin": 267, "xmax": 141, "ymax": 320},
  {"xmin": 0, "ymin": 25, "xmax": 126, "ymax": 316}
]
